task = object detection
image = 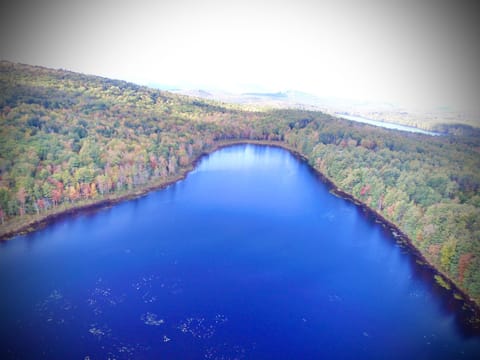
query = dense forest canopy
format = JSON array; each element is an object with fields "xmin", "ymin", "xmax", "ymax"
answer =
[{"xmin": 1, "ymin": 61, "xmax": 479, "ymax": 305}]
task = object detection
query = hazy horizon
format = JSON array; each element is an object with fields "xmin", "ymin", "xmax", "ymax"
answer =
[{"xmin": 1, "ymin": 0, "xmax": 479, "ymax": 116}]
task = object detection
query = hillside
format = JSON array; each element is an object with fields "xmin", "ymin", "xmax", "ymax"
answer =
[{"xmin": 1, "ymin": 61, "xmax": 480, "ymax": 309}]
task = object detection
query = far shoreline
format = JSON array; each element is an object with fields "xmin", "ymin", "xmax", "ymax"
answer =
[{"xmin": 1, "ymin": 138, "xmax": 479, "ymax": 322}]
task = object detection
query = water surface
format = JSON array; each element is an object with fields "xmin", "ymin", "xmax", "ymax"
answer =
[
  {"xmin": 336, "ymin": 114, "xmax": 441, "ymax": 136},
  {"xmin": 0, "ymin": 144, "xmax": 478, "ymax": 359}
]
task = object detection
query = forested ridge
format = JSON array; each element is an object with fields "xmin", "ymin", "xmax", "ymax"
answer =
[{"xmin": 1, "ymin": 61, "xmax": 479, "ymax": 306}]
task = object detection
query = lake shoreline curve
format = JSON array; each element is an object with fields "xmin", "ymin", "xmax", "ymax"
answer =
[{"xmin": 1, "ymin": 139, "xmax": 479, "ymax": 322}]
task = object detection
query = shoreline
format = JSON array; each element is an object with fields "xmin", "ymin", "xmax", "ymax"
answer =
[
  {"xmin": 1, "ymin": 138, "xmax": 479, "ymax": 320},
  {"xmin": 0, "ymin": 139, "xmax": 280, "ymax": 241}
]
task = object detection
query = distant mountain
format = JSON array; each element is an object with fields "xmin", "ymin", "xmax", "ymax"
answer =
[
  {"xmin": 170, "ymin": 88, "xmax": 478, "ymax": 130},
  {"xmin": 171, "ymin": 88, "xmax": 396, "ymax": 111},
  {"xmin": 242, "ymin": 92, "xmax": 288, "ymax": 98}
]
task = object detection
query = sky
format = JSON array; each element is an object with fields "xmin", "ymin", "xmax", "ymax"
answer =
[{"xmin": 1, "ymin": 0, "xmax": 479, "ymax": 115}]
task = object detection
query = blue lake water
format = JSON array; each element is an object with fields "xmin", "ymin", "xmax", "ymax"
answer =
[{"xmin": 0, "ymin": 144, "xmax": 479, "ymax": 359}]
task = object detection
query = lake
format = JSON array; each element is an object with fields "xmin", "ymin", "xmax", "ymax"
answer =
[
  {"xmin": 0, "ymin": 144, "xmax": 478, "ymax": 359},
  {"xmin": 336, "ymin": 114, "xmax": 441, "ymax": 136}
]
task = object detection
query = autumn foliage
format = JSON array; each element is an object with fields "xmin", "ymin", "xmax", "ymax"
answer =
[{"xmin": 1, "ymin": 61, "xmax": 479, "ymax": 302}]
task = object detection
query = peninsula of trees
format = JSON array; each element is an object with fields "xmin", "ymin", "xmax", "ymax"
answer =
[{"xmin": 1, "ymin": 61, "xmax": 479, "ymax": 306}]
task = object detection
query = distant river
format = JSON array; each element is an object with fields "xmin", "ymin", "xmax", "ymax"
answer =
[
  {"xmin": 336, "ymin": 114, "xmax": 441, "ymax": 136},
  {"xmin": 0, "ymin": 145, "xmax": 478, "ymax": 359}
]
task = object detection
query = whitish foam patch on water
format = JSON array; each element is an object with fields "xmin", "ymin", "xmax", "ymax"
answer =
[
  {"xmin": 88, "ymin": 323, "xmax": 112, "ymax": 339},
  {"xmin": 141, "ymin": 312, "xmax": 165, "ymax": 326},
  {"xmin": 177, "ymin": 314, "xmax": 228, "ymax": 340},
  {"xmin": 86, "ymin": 279, "xmax": 125, "ymax": 315},
  {"xmin": 35, "ymin": 289, "xmax": 75, "ymax": 325}
]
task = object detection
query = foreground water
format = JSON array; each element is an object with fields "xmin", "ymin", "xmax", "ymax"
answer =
[{"xmin": 1, "ymin": 145, "xmax": 479, "ymax": 359}]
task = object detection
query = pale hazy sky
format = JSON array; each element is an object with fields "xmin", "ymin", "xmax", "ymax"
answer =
[{"xmin": 1, "ymin": 0, "xmax": 479, "ymax": 114}]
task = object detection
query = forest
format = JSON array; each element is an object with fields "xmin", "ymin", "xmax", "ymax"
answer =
[{"xmin": 1, "ymin": 61, "xmax": 479, "ymax": 305}]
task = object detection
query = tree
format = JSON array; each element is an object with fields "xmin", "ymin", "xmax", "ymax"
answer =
[
  {"xmin": 440, "ymin": 239, "xmax": 457, "ymax": 272},
  {"xmin": 68, "ymin": 185, "xmax": 79, "ymax": 202},
  {"xmin": 167, "ymin": 155, "xmax": 177, "ymax": 175},
  {"xmin": 16, "ymin": 187, "xmax": 27, "ymax": 216},
  {"xmin": 458, "ymin": 253, "xmax": 473, "ymax": 284},
  {"xmin": 36, "ymin": 198, "xmax": 45, "ymax": 213},
  {"xmin": 90, "ymin": 182, "xmax": 98, "ymax": 198},
  {"xmin": 80, "ymin": 183, "xmax": 91, "ymax": 199}
]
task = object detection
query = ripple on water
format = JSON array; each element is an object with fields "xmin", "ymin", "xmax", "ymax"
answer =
[
  {"xmin": 204, "ymin": 341, "xmax": 252, "ymax": 360},
  {"xmin": 132, "ymin": 274, "xmax": 183, "ymax": 303}
]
